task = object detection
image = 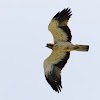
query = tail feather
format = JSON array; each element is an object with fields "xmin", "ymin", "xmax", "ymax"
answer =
[{"xmin": 75, "ymin": 45, "xmax": 89, "ymax": 51}]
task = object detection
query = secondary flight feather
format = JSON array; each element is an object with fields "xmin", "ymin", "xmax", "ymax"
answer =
[{"xmin": 44, "ymin": 8, "xmax": 89, "ymax": 93}]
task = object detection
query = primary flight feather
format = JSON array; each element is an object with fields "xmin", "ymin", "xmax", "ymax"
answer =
[{"xmin": 44, "ymin": 8, "xmax": 89, "ymax": 93}]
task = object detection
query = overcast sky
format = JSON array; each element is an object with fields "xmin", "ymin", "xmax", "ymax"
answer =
[{"xmin": 0, "ymin": 0, "xmax": 100, "ymax": 100}]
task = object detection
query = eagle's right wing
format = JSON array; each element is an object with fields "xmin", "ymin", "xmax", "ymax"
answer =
[
  {"xmin": 48, "ymin": 8, "xmax": 72, "ymax": 42},
  {"xmin": 44, "ymin": 50, "xmax": 70, "ymax": 93}
]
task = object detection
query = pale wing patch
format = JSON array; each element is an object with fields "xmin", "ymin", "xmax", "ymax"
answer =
[
  {"xmin": 44, "ymin": 50, "xmax": 69, "ymax": 76},
  {"xmin": 48, "ymin": 19, "xmax": 68, "ymax": 42}
]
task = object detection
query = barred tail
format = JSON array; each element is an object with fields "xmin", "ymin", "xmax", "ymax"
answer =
[{"xmin": 75, "ymin": 45, "xmax": 89, "ymax": 51}]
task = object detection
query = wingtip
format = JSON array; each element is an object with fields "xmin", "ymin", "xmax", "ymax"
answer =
[
  {"xmin": 45, "ymin": 75, "xmax": 62, "ymax": 93},
  {"xmin": 53, "ymin": 7, "xmax": 72, "ymax": 21}
]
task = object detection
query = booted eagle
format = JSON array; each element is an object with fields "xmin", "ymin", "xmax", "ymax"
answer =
[{"xmin": 44, "ymin": 8, "xmax": 89, "ymax": 93}]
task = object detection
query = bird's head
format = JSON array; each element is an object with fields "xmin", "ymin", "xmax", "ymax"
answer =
[{"xmin": 46, "ymin": 43, "xmax": 54, "ymax": 49}]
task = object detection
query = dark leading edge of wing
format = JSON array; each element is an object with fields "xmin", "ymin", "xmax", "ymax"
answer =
[
  {"xmin": 53, "ymin": 8, "xmax": 72, "ymax": 42},
  {"xmin": 45, "ymin": 52, "xmax": 70, "ymax": 93}
]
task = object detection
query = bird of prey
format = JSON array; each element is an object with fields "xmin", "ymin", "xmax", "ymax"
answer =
[{"xmin": 44, "ymin": 8, "xmax": 89, "ymax": 93}]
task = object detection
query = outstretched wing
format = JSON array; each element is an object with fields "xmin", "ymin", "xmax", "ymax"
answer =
[
  {"xmin": 48, "ymin": 8, "xmax": 72, "ymax": 42},
  {"xmin": 44, "ymin": 50, "xmax": 70, "ymax": 93}
]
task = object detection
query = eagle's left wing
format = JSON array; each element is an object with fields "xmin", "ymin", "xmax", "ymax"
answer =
[
  {"xmin": 44, "ymin": 50, "xmax": 70, "ymax": 93},
  {"xmin": 48, "ymin": 8, "xmax": 72, "ymax": 42}
]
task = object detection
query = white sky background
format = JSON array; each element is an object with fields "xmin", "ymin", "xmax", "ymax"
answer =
[{"xmin": 0, "ymin": 0, "xmax": 100, "ymax": 100}]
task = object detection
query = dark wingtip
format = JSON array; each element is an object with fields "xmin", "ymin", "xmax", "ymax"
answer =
[
  {"xmin": 53, "ymin": 7, "xmax": 72, "ymax": 20},
  {"xmin": 45, "ymin": 75, "xmax": 62, "ymax": 93}
]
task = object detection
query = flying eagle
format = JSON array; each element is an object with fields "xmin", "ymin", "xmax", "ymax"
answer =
[{"xmin": 44, "ymin": 8, "xmax": 89, "ymax": 93}]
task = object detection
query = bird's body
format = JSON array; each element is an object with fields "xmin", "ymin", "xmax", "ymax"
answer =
[
  {"xmin": 44, "ymin": 8, "xmax": 89, "ymax": 93},
  {"xmin": 47, "ymin": 41, "xmax": 89, "ymax": 52}
]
